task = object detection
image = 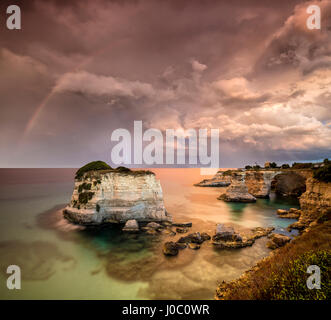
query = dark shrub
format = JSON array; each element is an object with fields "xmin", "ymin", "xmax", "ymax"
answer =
[
  {"xmin": 78, "ymin": 192, "xmax": 94, "ymax": 204},
  {"xmin": 245, "ymin": 165, "xmax": 252, "ymax": 170},
  {"xmin": 270, "ymin": 162, "xmax": 277, "ymax": 168},
  {"xmin": 292, "ymin": 162, "xmax": 313, "ymax": 169},
  {"xmin": 313, "ymin": 163, "xmax": 331, "ymax": 183},
  {"xmin": 75, "ymin": 161, "xmax": 112, "ymax": 179},
  {"xmin": 78, "ymin": 183, "xmax": 92, "ymax": 193},
  {"xmin": 281, "ymin": 164, "xmax": 290, "ymax": 169},
  {"xmin": 253, "ymin": 165, "xmax": 261, "ymax": 170},
  {"xmin": 115, "ymin": 166, "xmax": 132, "ymax": 172}
]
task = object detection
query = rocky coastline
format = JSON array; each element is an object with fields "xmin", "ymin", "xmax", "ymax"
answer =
[
  {"xmin": 215, "ymin": 172, "xmax": 331, "ymax": 300},
  {"xmin": 195, "ymin": 168, "xmax": 310, "ymax": 202}
]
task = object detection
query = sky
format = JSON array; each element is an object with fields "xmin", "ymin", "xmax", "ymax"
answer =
[{"xmin": 0, "ymin": 0, "xmax": 331, "ymax": 168}]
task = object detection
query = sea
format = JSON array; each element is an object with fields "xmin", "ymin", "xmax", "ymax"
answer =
[{"xmin": 0, "ymin": 168, "xmax": 299, "ymax": 299}]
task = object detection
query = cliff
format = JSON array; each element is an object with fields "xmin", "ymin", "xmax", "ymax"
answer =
[
  {"xmin": 218, "ymin": 172, "xmax": 256, "ymax": 202},
  {"xmin": 63, "ymin": 167, "xmax": 171, "ymax": 225},
  {"xmin": 288, "ymin": 178, "xmax": 331, "ymax": 231},
  {"xmin": 245, "ymin": 170, "xmax": 280, "ymax": 198},
  {"xmin": 195, "ymin": 169, "xmax": 309, "ymax": 201}
]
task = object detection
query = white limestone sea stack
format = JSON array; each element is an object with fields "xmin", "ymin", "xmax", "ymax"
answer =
[{"xmin": 63, "ymin": 161, "xmax": 172, "ymax": 226}]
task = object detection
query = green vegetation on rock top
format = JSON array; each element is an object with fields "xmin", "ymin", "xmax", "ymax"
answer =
[
  {"xmin": 75, "ymin": 161, "xmax": 155, "ymax": 179},
  {"xmin": 75, "ymin": 161, "xmax": 112, "ymax": 179},
  {"xmin": 313, "ymin": 162, "xmax": 331, "ymax": 183}
]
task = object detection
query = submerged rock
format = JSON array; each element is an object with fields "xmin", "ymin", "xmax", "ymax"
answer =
[
  {"xmin": 177, "ymin": 232, "xmax": 204, "ymax": 244},
  {"xmin": 212, "ymin": 225, "xmax": 274, "ymax": 249},
  {"xmin": 176, "ymin": 227, "xmax": 189, "ymax": 233},
  {"xmin": 175, "ymin": 242, "xmax": 187, "ymax": 249},
  {"xmin": 214, "ymin": 224, "xmax": 237, "ymax": 241},
  {"xmin": 200, "ymin": 232, "xmax": 211, "ymax": 241},
  {"xmin": 122, "ymin": 219, "xmax": 139, "ymax": 232},
  {"xmin": 266, "ymin": 233, "xmax": 291, "ymax": 249},
  {"xmin": 172, "ymin": 222, "xmax": 192, "ymax": 228},
  {"xmin": 160, "ymin": 228, "xmax": 176, "ymax": 236},
  {"xmin": 163, "ymin": 242, "xmax": 179, "ymax": 256},
  {"xmin": 213, "ymin": 224, "xmax": 242, "ymax": 244},
  {"xmin": 146, "ymin": 222, "xmax": 162, "ymax": 229},
  {"xmin": 250, "ymin": 227, "xmax": 274, "ymax": 239},
  {"xmin": 188, "ymin": 243, "xmax": 200, "ymax": 250},
  {"xmin": 276, "ymin": 208, "xmax": 301, "ymax": 219},
  {"xmin": 145, "ymin": 229, "xmax": 158, "ymax": 235}
]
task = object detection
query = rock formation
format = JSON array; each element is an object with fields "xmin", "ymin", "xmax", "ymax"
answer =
[
  {"xmin": 218, "ymin": 172, "xmax": 256, "ymax": 202},
  {"xmin": 276, "ymin": 208, "xmax": 301, "ymax": 219},
  {"xmin": 194, "ymin": 170, "xmax": 232, "ymax": 187},
  {"xmin": 63, "ymin": 167, "xmax": 172, "ymax": 225},
  {"xmin": 122, "ymin": 219, "xmax": 139, "ymax": 232},
  {"xmin": 266, "ymin": 233, "xmax": 291, "ymax": 249},
  {"xmin": 288, "ymin": 177, "xmax": 331, "ymax": 231},
  {"xmin": 163, "ymin": 242, "xmax": 180, "ymax": 256},
  {"xmin": 271, "ymin": 172, "xmax": 307, "ymax": 197},
  {"xmin": 195, "ymin": 168, "xmax": 310, "ymax": 202},
  {"xmin": 245, "ymin": 170, "xmax": 280, "ymax": 198},
  {"xmin": 212, "ymin": 224, "xmax": 274, "ymax": 249}
]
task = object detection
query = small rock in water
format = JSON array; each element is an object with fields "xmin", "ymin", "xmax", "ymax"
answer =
[
  {"xmin": 177, "ymin": 232, "xmax": 204, "ymax": 244},
  {"xmin": 201, "ymin": 232, "xmax": 211, "ymax": 241},
  {"xmin": 146, "ymin": 222, "xmax": 161, "ymax": 229},
  {"xmin": 122, "ymin": 219, "xmax": 139, "ymax": 232},
  {"xmin": 176, "ymin": 227, "xmax": 188, "ymax": 233},
  {"xmin": 161, "ymin": 228, "xmax": 176, "ymax": 236},
  {"xmin": 172, "ymin": 222, "xmax": 192, "ymax": 228},
  {"xmin": 163, "ymin": 242, "xmax": 179, "ymax": 256},
  {"xmin": 176, "ymin": 242, "xmax": 187, "ymax": 249},
  {"xmin": 276, "ymin": 208, "xmax": 300, "ymax": 219},
  {"xmin": 188, "ymin": 243, "xmax": 200, "ymax": 250},
  {"xmin": 266, "ymin": 233, "xmax": 291, "ymax": 249},
  {"xmin": 214, "ymin": 224, "xmax": 236, "ymax": 241},
  {"xmin": 277, "ymin": 209, "xmax": 288, "ymax": 215},
  {"xmin": 145, "ymin": 229, "xmax": 158, "ymax": 235}
]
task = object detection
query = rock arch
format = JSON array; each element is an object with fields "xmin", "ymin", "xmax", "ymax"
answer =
[{"xmin": 271, "ymin": 172, "xmax": 307, "ymax": 197}]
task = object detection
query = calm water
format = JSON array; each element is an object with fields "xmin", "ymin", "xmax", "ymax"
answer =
[{"xmin": 0, "ymin": 168, "xmax": 299, "ymax": 300}]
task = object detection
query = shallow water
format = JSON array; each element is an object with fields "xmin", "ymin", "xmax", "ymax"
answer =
[{"xmin": 0, "ymin": 168, "xmax": 299, "ymax": 299}]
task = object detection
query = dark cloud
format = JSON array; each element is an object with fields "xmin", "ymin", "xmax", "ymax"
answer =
[{"xmin": 0, "ymin": 0, "xmax": 330, "ymax": 167}]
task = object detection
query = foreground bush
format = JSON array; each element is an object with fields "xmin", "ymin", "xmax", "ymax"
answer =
[{"xmin": 267, "ymin": 250, "xmax": 330, "ymax": 300}]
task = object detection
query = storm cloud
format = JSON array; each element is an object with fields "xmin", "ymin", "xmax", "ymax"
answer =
[{"xmin": 0, "ymin": 0, "xmax": 330, "ymax": 167}]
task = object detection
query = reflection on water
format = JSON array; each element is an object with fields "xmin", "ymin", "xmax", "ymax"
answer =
[{"xmin": 0, "ymin": 169, "xmax": 299, "ymax": 299}]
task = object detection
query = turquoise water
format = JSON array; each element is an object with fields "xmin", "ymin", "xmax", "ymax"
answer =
[{"xmin": 0, "ymin": 169, "xmax": 299, "ymax": 300}]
